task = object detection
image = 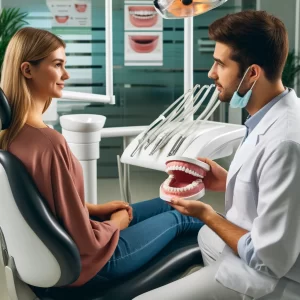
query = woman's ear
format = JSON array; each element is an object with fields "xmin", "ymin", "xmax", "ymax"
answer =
[{"xmin": 20, "ymin": 62, "xmax": 33, "ymax": 79}]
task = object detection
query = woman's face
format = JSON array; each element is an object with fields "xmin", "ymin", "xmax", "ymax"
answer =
[{"xmin": 23, "ymin": 47, "xmax": 70, "ymax": 99}]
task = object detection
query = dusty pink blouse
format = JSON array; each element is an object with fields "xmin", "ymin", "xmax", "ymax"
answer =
[{"xmin": 9, "ymin": 124, "xmax": 120, "ymax": 286}]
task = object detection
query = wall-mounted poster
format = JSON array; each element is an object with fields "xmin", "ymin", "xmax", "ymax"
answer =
[
  {"xmin": 124, "ymin": 32, "xmax": 163, "ymax": 66},
  {"xmin": 124, "ymin": 1, "xmax": 163, "ymax": 66},
  {"xmin": 124, "ymin": 3, "xmax": 163, "ymax": 31},
  {"xmin": 46, "ymin": 0, "xmax": 91, "ymax": 27}
]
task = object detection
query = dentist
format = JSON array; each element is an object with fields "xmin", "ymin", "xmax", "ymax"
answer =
[{"xmin": 134, "ymin": 10, "xmax": 300, "ymax": 300}]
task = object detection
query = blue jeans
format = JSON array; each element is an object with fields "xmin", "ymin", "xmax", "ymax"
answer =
[{"xmin": 94, "ymin": 197, "xmax": 204, "ymax": 281}]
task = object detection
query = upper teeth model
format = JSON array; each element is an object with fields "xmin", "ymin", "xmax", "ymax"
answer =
[{"xmin": 160, "ymin": 156, "xmax": 210, "ymax": 202}]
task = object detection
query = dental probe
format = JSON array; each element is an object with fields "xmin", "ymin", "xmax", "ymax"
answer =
[
  {"xmin": 167, "ymin": 90, "xmax": 220, "ymax": 156},
  {"xmin": 150, "ymin": 84, "xmax": 214, "ymax": 154},
  {"xmin": 130, "ymin": 87, "xmax": 198, "ymax": 156}
]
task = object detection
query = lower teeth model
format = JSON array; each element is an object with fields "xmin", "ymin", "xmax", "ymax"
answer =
[{"xmin": 160, "ymin": 156, "xmax": 210, "ymax": 202}]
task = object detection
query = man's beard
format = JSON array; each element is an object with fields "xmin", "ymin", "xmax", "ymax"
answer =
[{"xmin": 217, "ymin": 88, "xmax": 234, "ymax": 103}]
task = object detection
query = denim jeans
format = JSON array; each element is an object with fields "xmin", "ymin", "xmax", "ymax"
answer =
[{"xmin": 93, "ymin": 197, "xmax": 204, "ymax": 281}]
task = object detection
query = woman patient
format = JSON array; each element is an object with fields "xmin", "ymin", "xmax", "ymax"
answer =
[{"xmin": 0, "ymin": 27, "xmax": 204, "ymax": 287}]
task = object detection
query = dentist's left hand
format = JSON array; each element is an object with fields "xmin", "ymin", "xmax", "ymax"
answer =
[
  {"xmin": 169, "ymin": 197, "xmax": 214, "ymax": 221},
  {"xmin": 87, "ymin": 201, "xmax": 133, "ymax": 221}
]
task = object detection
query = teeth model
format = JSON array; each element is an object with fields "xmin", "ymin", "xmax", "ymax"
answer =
[{"xmin": 160, "ymin": 156, "xmax": 210, "ymax": 202}]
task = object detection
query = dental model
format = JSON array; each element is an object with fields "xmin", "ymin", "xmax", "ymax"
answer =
[{"xmin": 160, "ymin": 156, "xmax": 210, "ymax": 202}]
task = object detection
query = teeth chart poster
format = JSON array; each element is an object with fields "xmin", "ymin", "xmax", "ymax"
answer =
[
  {"xmin": 47, "ymin": 0, "xmax": 91, "ymax": 27},
  {"xmin": 124, "ymin": 1, "xmax": 163, "ymax": 66}
]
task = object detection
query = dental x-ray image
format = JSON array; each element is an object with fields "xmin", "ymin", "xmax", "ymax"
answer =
[
  {"xmin": 124, "ymin": 32, "xmax": 163, "ymax": 66},
  {"xmin": 124, "ymin": 3, "xmax": 163, "ymax": 31}
]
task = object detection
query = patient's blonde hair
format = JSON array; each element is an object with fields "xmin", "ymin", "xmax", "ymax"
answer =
[{"xmin": 0, "ymin": 27, "xmax": 66, "ymax": 150}]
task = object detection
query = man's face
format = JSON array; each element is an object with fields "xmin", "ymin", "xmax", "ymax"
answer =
[{"xmin": 208, "ymin": 42, "xmax": 245, "ymax": 103}]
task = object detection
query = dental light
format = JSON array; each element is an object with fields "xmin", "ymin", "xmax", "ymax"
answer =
[{"xmin": 153, "ymin": 0, "xmax": 228, "ymax": 19}]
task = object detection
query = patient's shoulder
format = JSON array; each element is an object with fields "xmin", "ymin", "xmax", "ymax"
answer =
[{"xmin": 9, "ymin": 124, "xmax": 69, "ymax": 157}]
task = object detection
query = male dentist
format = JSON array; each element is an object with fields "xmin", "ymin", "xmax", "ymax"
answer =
[{"xmin": 134, "ymin": 10, "xmax": 300, "ymax": 300}]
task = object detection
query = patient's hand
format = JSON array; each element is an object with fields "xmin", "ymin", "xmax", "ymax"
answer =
[
  {"xmin": 169, "ymin": 197, "xmax": 214, "ymax": 221},
  {"xmin": 110, "ymin": 209, "xmax": 131, "ymax": 230},
  {"xmin": 88, "ymin": 201, "xmax": 132, "ymax": 221},
  {"xmin": 197, "ymin": 157, "xmax": 227, "ymax": 192}
]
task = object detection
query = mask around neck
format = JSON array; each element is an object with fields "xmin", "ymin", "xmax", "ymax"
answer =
[{"xmin": 229, "ymin": 67, "xmax": 257, "ymax": 109}]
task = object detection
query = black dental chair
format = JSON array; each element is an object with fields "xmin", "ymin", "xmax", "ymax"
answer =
[{"xmin": 0, "ymin": 88, "xmax": 203, "ymax": 300}]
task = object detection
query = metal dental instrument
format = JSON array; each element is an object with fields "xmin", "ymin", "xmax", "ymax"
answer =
[
  {"xmin": 167, "ymin": 100, "xmax": 221, "ymax": 156},
  {"xmin": 143, "ymin": 85, "xmax": 200, "ymax": 150},
  {"xmin": 130, "ymin": 116, "xmax": 165, "ymax": 157},
  {"xmin": 167, "ymin": 89, "xmax": 221, "ymax": 156},
  {"xmin": 142, "ymin": 89, "xmax": 195, "ymax": 150},
  {"xmin": 147, "ymin": 85, "xmax": 211, "ymax": 155},
  {"xmin": 131, "ymin": 85, "xmax": 199, "ymax": 157},
  {"xmin": 150, "ymin": 84, "xmax": 214, "ymax": 155}
]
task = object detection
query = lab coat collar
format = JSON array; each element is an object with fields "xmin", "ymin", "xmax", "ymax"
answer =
[{"xmin": 226, "ymin": 89, "xmax": 296, "ymax": 186}]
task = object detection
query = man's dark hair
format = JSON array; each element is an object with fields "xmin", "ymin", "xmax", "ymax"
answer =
[{"xmin": 208, "ymin": 10, "xmax": 289, "ymax": 82}]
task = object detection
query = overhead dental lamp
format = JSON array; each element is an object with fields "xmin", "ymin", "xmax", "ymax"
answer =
[{"xmin": 153, "ymin": 0, "xmax": 228, "ymax": 19}]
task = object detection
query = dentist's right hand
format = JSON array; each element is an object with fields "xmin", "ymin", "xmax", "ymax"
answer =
[{"xmin": 198, "ymin": 157, "xmax": 227, "ymax": 192}]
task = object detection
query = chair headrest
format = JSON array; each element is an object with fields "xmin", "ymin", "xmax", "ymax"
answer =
[{"xmin": 0, "ymin": 88, "xmax": 12, "ymax": 130}]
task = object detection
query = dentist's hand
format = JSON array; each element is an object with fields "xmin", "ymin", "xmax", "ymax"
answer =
[
  {"xmin": 198, "ymin": 157, "xmax": 227, "ymax": 192},
  {"xmin": 169, "ymin": 197, "xmax": 215, "ymax": 221}
]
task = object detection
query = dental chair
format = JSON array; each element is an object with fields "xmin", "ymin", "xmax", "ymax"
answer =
[{"xmin": 0, "ymin": 88, "xmax": 203, "ymax": 300}]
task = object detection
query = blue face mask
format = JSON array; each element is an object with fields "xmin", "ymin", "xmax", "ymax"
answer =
[{"xmin": 230, "ymin": 67, "xmax": 257, "ymax": 109}]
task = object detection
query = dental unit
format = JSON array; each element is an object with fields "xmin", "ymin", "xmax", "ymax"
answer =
[{"xmin": 121, "ymin": 83, "xmax": 245, "ymax": 173}]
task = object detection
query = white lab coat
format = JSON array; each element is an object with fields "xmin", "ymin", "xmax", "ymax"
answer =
[{"xmin": 215, "ymin": 89, "xmax": 300, "ymax": 299}]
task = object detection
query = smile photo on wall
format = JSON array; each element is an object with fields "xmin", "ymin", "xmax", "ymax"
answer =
[
  {"xmin": 124, "ymin": 32, "xmax": 163, "ymax": 66},
  {"xmin": 46, "ymin": 0, "xmax": 91, "ymax": 27},
  {"xmin": 124, "ymin": 2, "xmax": 163, "ymax": 31}
]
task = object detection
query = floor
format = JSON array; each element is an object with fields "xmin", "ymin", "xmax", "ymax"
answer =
[{"xmin": 0, "ymin": 166, "xmax": 226, "ymax": 299}]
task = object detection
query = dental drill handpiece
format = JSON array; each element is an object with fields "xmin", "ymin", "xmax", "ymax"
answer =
[
  {"xmin": 168, "ymin": 88, "xmax": 220, "ymax": 156},
  {"xmin": 143, "ymin": 86, "xmax": 200, "ymax": 150},
  {"xmin": 143, "ymin": 105, "xmax": 183, "ymax": 150},
  {"xmin": 167, "ymin": 85, "xmax": 217, "ymax": 156},
  {"xmin": 130, "ymin": 88, "xmax": 198, "ymax": 156},
  {"xmin": 170, "ymin": 97, "xmax": 221, "ymax": 156},
  {"xmin": 147, "ymin": 87, "xmax": 203, "ymax": 155},
  {"xmin": 143, "ymin": 85, "xmax": 200, "ymax": 149},
  {"xmin": 151, "ymin": 86, "xmax": 210, "ymax": 155},
  {"xmin": 130, "ymin": 116, "xmax": 165, "ymax": 157},
  {"xmin": 151, "ymin": 84, "xmax": 212, "ymax": 156}
]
